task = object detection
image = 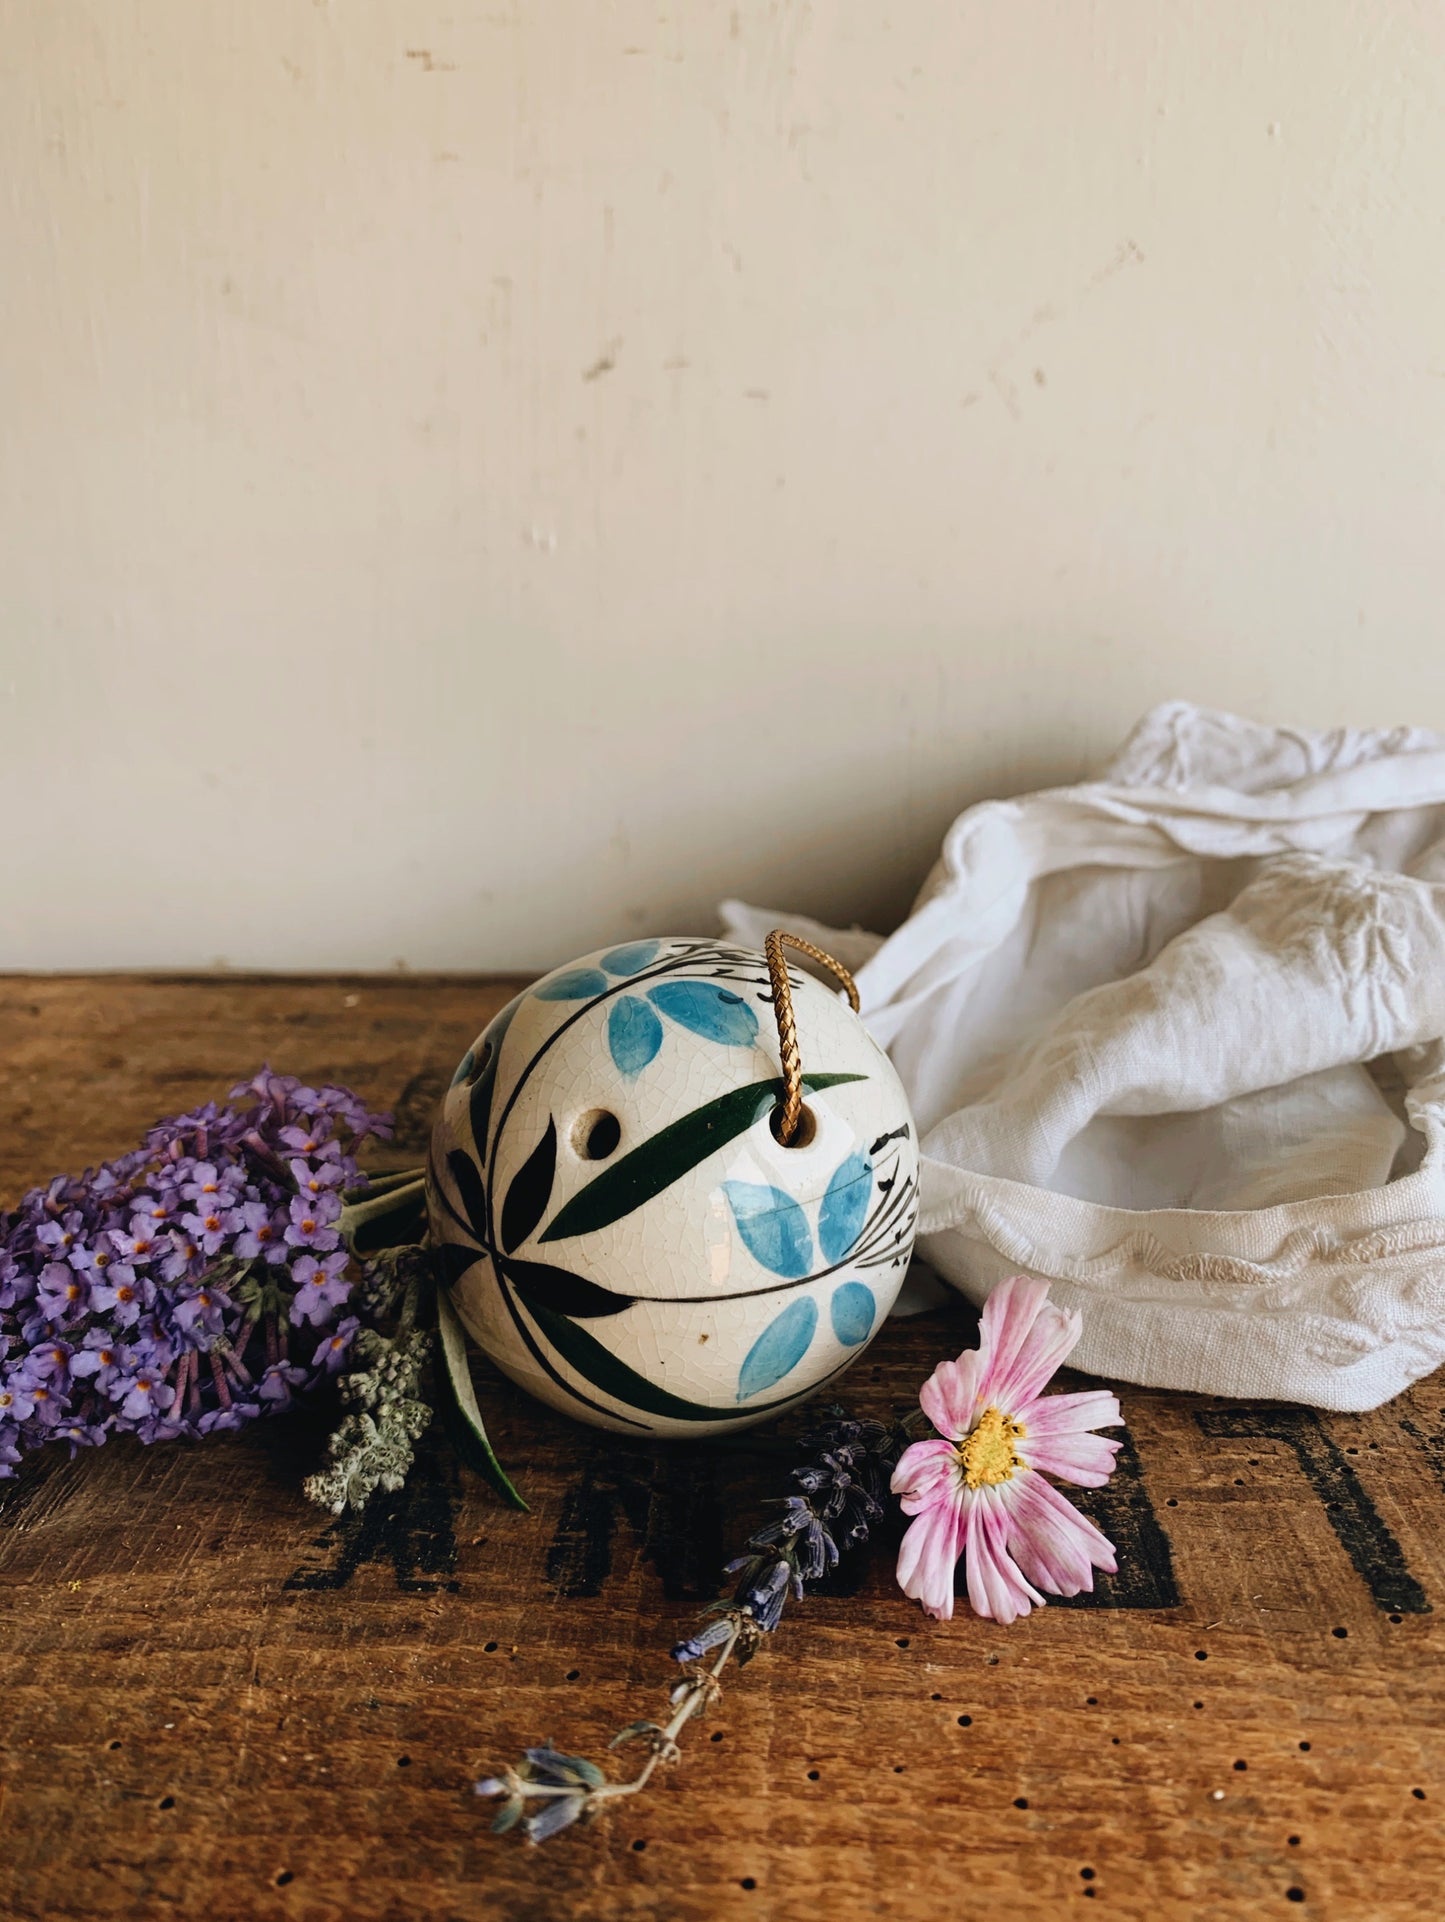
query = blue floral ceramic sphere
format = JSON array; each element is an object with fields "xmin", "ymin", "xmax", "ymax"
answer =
[{"xmin": 427, "ymin": 938, "xmax": 918, "ymax": 1437}]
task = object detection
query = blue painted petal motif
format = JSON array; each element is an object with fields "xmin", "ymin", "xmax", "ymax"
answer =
[
  {"xmin": 647, "ymin": 980, "xmax": 759, "ymax": 1047},
  {"xmin": 738, "ymin": 1297, "xmax": 818, "ymax": 1400},
  {"xmin": 722, "ymin": 1181, "xmax": 814, "ymax": 1278},
  {"xmin": 608, "ymin": 995, "xmax": 664, "ymax": 1076},
  {"xmin": 829, "ymin": 1280, "xmax": 875, "ymax": 1346},
  {"xmin": 600, "ymin": 940, "xmax": 661, "ymax": 976},
  {"xmin": 818, "ymin": 1152, "xmax": 873, "ymax": 1263},
  {"xmin": 535, "ymin": 967, "xmax": 610, "ymax": 1001}
]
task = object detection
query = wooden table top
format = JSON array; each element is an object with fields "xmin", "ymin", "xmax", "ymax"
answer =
[{"xmin": 2, "ymin": 975, "xmax": 1442, "ymax": 1922}]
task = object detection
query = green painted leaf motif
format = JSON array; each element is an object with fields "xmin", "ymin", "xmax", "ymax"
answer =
[
  {"xmin": 435, "ymin": 1287, "xmax": 528, "ymax": 1510},
  {"xmin": 433, "ymin": 1241, "xmax": 487, "ymax": 1290},
  {"xmin": 500, "ymin": 1116, "xmax": 557, "ymax": 1254},
  {"xmin": 496, "ymin": 1254, "xmax": 633, "ymax": 1318},
  {"xmin": 468, "ymin": 991, "xmax": 526, "ymax": 1162},
  {"xmin": 514, "ymin": 1291, "xmax": 848, "ymax": 1424},
  {"xmin": 445, "ymin": 1148, "xmax": 488, "ymax": 1244},
  {"xmin": 737, "ymin": 1297, "xmax": 818, "ymax": 1399},
  {"xmin": 538, "ymin": 1072, "xmax": 866, "ymax": 1244}
]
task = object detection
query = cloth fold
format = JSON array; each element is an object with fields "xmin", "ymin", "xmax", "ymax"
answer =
[{"xmin": 722, "ymin": 702, "xmax": 1445, "ymax": 1410}]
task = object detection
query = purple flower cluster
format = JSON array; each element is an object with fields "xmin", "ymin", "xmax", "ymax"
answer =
[{"xmin": 0, "ymin": 1069, "xmax": 391, "ymax": 1477}]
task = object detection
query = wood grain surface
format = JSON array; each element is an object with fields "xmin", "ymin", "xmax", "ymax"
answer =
[{"xmin": 1, "ymin": 976, "xmax": 1442, "ymax": 1922}]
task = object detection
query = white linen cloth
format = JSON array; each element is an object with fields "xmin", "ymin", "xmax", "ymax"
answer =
[{"xmin": 722, "ymin": 702, "xmax": 1445, "ymax": 1410}]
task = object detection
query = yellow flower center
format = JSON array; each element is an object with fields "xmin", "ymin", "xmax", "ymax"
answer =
[{"xmin": 957, "ymin": 1406, "xmax": 1026, "ymax": 1489}]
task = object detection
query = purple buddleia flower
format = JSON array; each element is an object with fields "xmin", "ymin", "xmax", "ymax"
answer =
[
  {"xmin": 0, "ymin": 1377, "xmax": 36, "ymax": 1422},
  {"xmin": 232, "ymin": 1200, "xmax": 288, "ymax": 1264},
  {"xmin": 19, "ymin": 1340, "xmax": 73, "ymax": 1386},
  {"xmin": 90, "ymin": 1270, "xmax": 156, "ymax": 1326},
  {"xmin": 195, "ymin": 1401, "xmax": 260, "ymax": 1436},
  {"xmin": 258, "ymin": 1360, "xmax": 308, "ymax": 1405},
  {"xmin": 178, "ymin": 1162, "xmax": 241, "ymax": 1206},
  {"xmin": 288, "ymin": 1157, "xmax": 345, "ymax": 1199},
  {"xmin": 36, "ymin": 1262, "xmax": 88, "ymax": 1324},
  {"xmin": 179, "ymin": 1205, "xmax": 234, "ymax": 1258},
  {"xmin": 35, "ymin": 1214, "xmax": 85, "ymax": 1262},
  {"xmin": 283, "ymin": 1195, "xmax": 342, "ymax": 1254},
  {"xmin": 109, "ymin": 1217, "xmax": 164, "ymax": 1268},
  {"xmin": 117, "ymin": 1369, "xmax": 176, "ymax": 1423},
  {"xmin": 289, "ymin": 1252, "xmax": 351, "ymax": 1327},
  {"xmin": 311, "ymin": 1315, "xmax": 360, "ymax": 1374},
  {"xmin": 278, "ymin": 1119, "xmax": 342, "ymax": 1162},
  {"xmin": 55, "ymin": 1417, "xmax": 108, "ymax": 1455},
  {"xmin": 70, "ymin": 1331, "xmax": 125, "ymax": 1393},
  {"xmin": 172, "ymin": 1283, "xmax": 232, "ymax": 1341},
  {"xmin": 0, "ymin": 1066, "xmax": 393, "ymax": 1482}
]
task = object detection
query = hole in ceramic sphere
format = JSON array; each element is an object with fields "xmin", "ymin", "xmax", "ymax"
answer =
[
  {"xmin": 572, "ymin": 1109, "xmax": 621, "ymax": 1161},
  {"xmin": 768, "ymin": 1101, "xmax": 817, "ymax": 1149},
  {"xmin": 463, "ymin": 1039, "xmax": 494, "ymax": 1086}
]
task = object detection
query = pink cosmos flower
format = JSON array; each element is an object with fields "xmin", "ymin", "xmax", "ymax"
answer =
[{"xmin": 892, "ymin": 1276, "xmax": 1123, "ymax": 1624}]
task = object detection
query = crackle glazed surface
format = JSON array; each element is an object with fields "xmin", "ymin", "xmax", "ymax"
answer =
[{"xmin": 426, "ymin": 938, "xmax": 918, "ymax": 1436}]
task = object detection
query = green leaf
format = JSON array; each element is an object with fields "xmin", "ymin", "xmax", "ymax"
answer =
[
  {"xmin": 514, "ymin": 1289, "xmax": 849, "ymax": 1425},
  {"xmin": 435, "ymin": 1288, "xmax": 528, "ymax": 1510},
  {"xmin": 538, "ymin": 1073, "xmax": 866, "ymax": 1244},
  {"xmin": 337, "ymin": 1174, "xmax": 427, "ymax": 1258}
]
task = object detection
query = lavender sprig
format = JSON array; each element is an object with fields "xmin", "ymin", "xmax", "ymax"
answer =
[
  {"xmin": 0, "ymin": 1067, "xmax": 417, "ymax": 1509},
  {"xmin": 476, "ymin": 1406, "xmax": 919, "ymax": 1841}
]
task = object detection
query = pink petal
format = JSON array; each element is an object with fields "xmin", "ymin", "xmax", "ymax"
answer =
[
  {"xmin": 1014, "ymin": 1388, "xmax": 1124, "ymax": 1486},
  {"xmin": 1003, "ymin": 1470, "xmax": 1116, "ymax": 1598},
  {"xmin": 917, "ymin": 1351, "xmax": 983, "ymax": 1441},
  {"xmin": 977, "ymin": 1275, "xmax": 1083, "ymax": 1410},
  {"xmin": 896, "ymin": 1492, "xmax": 966, "ymax": 1621},
  {"xmin": 1018, "ymin": 1429, "xmax": 1122, "ymax": 1488},
  {"xmin": 1017, "ymin": 1388, "xmax": 1123, "ymax": 1436},
  {"xmin": 963, "ymin": 1487, "xmax": 1045, "ymax": 1625},
  {"xmin": 891, "ymin": 1438, "xmax": 961, "ymax": 1515}
]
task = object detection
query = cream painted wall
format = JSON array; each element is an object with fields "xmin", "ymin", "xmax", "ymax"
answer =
[{"xmin": 4, "ymin": 2, "xmax": 1445, "ymax": 972}]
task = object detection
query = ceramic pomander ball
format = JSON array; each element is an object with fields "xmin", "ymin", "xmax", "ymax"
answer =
[{"xmin": 426, "ymin": 937, "xmax": 918, "ymax": 1437}]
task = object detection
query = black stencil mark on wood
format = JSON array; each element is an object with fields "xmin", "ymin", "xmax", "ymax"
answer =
[
  {"xmin": 1195, "ymin": 1406, "xmax": 1430, "ymax": 1615},
  {"xmin": 1050, "ymin": 1425, "xmax": 1182, "ymax": 1610},
  {"xmin": 285, "ymin": 1440, "xmax": 461, "ymax": 1595},
  {"xmin": 545, "ymin": 1441, "xmax": 726, "ymax": 1601},
  {"xmin": 1399, "ymin": 1414, "xmax": 1445, "ymax": 1519}
]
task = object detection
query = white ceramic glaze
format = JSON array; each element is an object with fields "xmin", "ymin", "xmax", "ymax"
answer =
[{"xmin": 426, "ymin": 938, "xmax": 918, "ymax": 1437}]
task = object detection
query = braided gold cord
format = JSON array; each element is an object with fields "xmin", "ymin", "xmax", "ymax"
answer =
[{"xmin": 764, "ymin": 929, "xmax": 861, "ymax": 1144}]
